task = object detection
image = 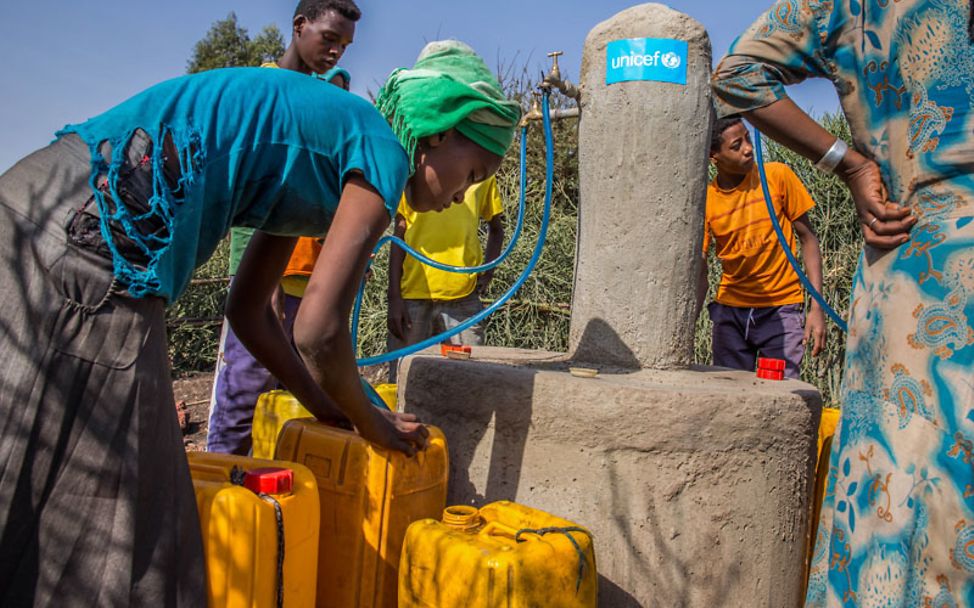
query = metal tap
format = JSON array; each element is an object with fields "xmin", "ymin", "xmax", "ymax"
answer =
[
  {"xmin": 541, "ymin": 51, "xmax": 580, "ymax": 101},
  {"xmin": 519, "ymin": 94, "xmax": 543, "ymax": 127},
  {"xmin": 519, "ymin": 99, "xmax": 580, "ymax": 125}
]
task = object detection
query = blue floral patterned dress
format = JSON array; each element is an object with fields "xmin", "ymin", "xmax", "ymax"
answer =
[{"xmin": 713, "ymin": 1, "xmax": 974, "ymax": 605}]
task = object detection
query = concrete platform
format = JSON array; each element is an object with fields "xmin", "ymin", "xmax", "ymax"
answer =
[{"xmin": 399, "ymin": 346, "xmax": 822, "ymax": 607}]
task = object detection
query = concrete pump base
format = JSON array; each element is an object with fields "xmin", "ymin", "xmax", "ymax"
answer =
[{"xmin": 399, "ymin": 346, "xmax": 822, "ymax": 607}]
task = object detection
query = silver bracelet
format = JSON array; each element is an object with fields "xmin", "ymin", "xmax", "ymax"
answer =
[{"xmin": 813, "ymin": 138, "xmax": 848, "ymax": 174}]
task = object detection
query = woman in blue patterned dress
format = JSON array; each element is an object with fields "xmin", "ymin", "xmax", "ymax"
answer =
[{"xmin": 713, "ymin": 1, "xmax": 974, "ymax": 605}]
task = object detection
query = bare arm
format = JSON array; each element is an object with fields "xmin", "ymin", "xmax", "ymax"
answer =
[
  {"xmin": 745, "ymin": 98, "xmax": 915, "ymax": 249},
  {"xmin": 386, "ymin": 213, "xmax": 410, "ymax": 340},
  {"xmin": 695, "ymin": 253, "xmax": 708, "ymax": 320},
  {"xmin": 792, "ymin": 213, "xmax": 826, "ymax": 357},
  {"xmin": 295, "ymin": 175, "xmax": 427, "ymax": 455},
  {"xmin": 227, "ymin": 232, "xmax": 349, "ymax": 425},
  {"xmin": 792, "ymin": 214, "xmax": 823, "ymax": 299},
  {"xmin": 477, "ymin": 213, "xmax": 505, "ymax": 293}
]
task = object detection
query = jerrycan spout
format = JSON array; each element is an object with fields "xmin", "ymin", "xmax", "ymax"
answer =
[{"xmin": 442, "ymin": 505, "xmax": 482, "ymax": 532}]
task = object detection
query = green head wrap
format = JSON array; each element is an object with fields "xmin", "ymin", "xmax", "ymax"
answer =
[{"xmin": 376, "ymin": 40, "xmax": 522, "ymax": 172}]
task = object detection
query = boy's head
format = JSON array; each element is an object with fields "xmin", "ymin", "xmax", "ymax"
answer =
[
  {"xmin": 291, "ymin": 0, "xmax": 360, "ymax": 75},
  {"xmin": 710, "ymin": 117, "xmax": 754, "ymax": 177}
]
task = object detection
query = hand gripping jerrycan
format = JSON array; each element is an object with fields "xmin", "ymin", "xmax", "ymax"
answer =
[
  {"xmin": 274, "ymin": 418, "xmax": 448, "ymax": 607},
  {"xmin": 252, "ymin": 387, "xmax": 398, "ymax": 459},
  {"xmin": 187, "ymin": 452, "xmax": 320, "ymax": 608},
  {"xmin": 399, "ymin": 501, "xmax": 598, "ymax": 608}
]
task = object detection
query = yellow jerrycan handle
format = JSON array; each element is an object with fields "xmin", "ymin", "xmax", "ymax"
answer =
[{"xmin": 479, "ymin": 519, "xmax": 525, "ymax": 541}]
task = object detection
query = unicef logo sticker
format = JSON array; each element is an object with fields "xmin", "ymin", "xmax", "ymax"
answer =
[
  {"xmin": 606, "ymin": 38, "xmax": 688, "ymax": 86},
  {"xmin": 661, "ymin": 52, "xmax": 682, "ymax": 70}
]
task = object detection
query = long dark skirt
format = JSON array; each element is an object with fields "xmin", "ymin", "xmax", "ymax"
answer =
[{"xmin": 0, "ymin": 135, "xmax": 205, "ymax": 606}]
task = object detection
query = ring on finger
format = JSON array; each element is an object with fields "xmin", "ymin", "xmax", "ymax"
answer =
[{"xmin": 869, "ymin": 217, "xmax": 879, "ymax": 229}]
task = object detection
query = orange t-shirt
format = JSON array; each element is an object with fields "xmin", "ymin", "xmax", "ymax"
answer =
[
  {"xmin": 279, "ymin": 237, "xmax": 322, "ymax": 297},
  {"xmin": 283, "ymin": 237, "xmax": 321, "ymax": 278},
  {"xmin": 704, "ymin": 162, "xmax": 814, "ymax": 308}
]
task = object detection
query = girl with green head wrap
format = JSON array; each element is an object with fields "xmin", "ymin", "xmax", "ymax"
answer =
[
  {"xmin": 277, "ymin": 39, "xmax": 519, "ymax": 456},
  {"xmin": 255, "ymin": 39, "xmax": 520, "ymax": 454},
  {"xmin": 376, "ymin": 39, "xmax": 522, "ymax": 212},
  {"xmin": 0, "ymin": 39, "xmax": 520, "ymax": 599}
]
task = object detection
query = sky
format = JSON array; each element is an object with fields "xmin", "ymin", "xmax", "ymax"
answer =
[{"xmin": 0, "ymin": 1, "xmax": 840, "ymax": 173}]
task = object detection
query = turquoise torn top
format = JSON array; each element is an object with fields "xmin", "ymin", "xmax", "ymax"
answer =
[{"xmin": 57, "ymin": 67, "xmax": 409, "ymax": 302}]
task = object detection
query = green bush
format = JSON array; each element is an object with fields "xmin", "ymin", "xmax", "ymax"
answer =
[{"xmin": 166, "ymin": 239, "xmax": 230, "ymax": 372}]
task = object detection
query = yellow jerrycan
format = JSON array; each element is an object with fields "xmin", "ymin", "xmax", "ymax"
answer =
[
  {"xmin": 805, "ymin": 407, "xmax": 841, "ymax": 591},
  {"xmin": 811, "ymin": 407, "xmax": 841, "ymax": 543},
  {"xmin": 275, "ymin": 418, "xmax": 448, "ymax": 607},
  {"xmin": 399, "ymin": 501, "xmax": 598, "ymax": 608},
  {"xmin": 252, "ymin": 387, "xmax": 399, "ymax": 459},
  {"xmin": 187, "ymin": 452, "xmax": 320, "ymax": 608},
  {"xmin": 374, "ymin": 383, "xmax": 399, "ymax": 410},
  {"xmin": 251, "ymin": 390, "xmax": 313, "ymax": 459}
]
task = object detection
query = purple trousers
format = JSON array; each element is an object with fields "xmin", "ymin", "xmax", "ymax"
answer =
[
  {"xmin": 707, "ymin": 302, "xmax": 805, "ymax": 379},
  {"xmin": 206, "ymin": 292, "xmax": 302, "ymax": 455}
]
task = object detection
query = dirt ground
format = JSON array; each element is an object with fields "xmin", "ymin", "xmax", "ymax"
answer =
[
  {"xmin": 173, "ymin": 365, "xmax": 390, "ymax": 452},
  {"xmin": 173, "ymin": 372, "xmax": 214, "ymax": 452}
]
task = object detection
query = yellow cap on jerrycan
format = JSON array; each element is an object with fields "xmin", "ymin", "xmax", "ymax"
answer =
[
  {"xmin": 187, "ymin": 452, "xmax": 320, "ymax": 608},
  {"xmin": 275, "ymin": 418, "xmax": 448, "ymax": 608},
  {"xmin": 399, "ymin": 501, "xmax": 598, "ymax": 608}
]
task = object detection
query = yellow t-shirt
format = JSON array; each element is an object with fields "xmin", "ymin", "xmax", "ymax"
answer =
[
  {"xmin": 704, "ymin": 162, "xmax": 815, "ymax": 308},
  {"xmin": 399, "ymin": 177, "xmax": 504, "ymax": 301}
]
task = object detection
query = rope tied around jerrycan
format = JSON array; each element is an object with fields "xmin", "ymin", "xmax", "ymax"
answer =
[
  {"xmin": 230, "ymin": 466, "xmax": 286, "ymax": 608},
  {"xmin": 514, "ymin": 526, "xmax": 592, "ymax": 593}
]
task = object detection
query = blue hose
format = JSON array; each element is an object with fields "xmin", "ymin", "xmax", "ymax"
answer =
[
  {"xmin": 354, "ymin": 93, "xmax": 556, "ymax": 369},
  {"xmin": 360, "ymin": 377, "xmax": 388, "ymax": 411},
  {"xmin": 752, "ymin": 126, "xmax": 848, "ymax": 333},
  {"xmin": 350, "ymin": 124, "xmax": 529, "ymax": 352}
]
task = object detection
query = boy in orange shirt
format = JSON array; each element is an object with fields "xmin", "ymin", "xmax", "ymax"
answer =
[{"xmin": 699, "ymin": 117, "xmax": 826, "ymax": 379}]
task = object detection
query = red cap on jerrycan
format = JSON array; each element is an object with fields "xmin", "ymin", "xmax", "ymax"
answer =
[
  {"xmin": 440, "ymin": 344, "xmax": 472, "ymax": 356},
  {"xmin": 757, "ymin": 357, "xmax": 786, "ymax": 372},
  {"xmin": 756, "ymin": 368, "xmax": 785, "ymax": 381},
  {"xmin": 243, "ymin": 467, "xmax": 294, "ymax": 494}
]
